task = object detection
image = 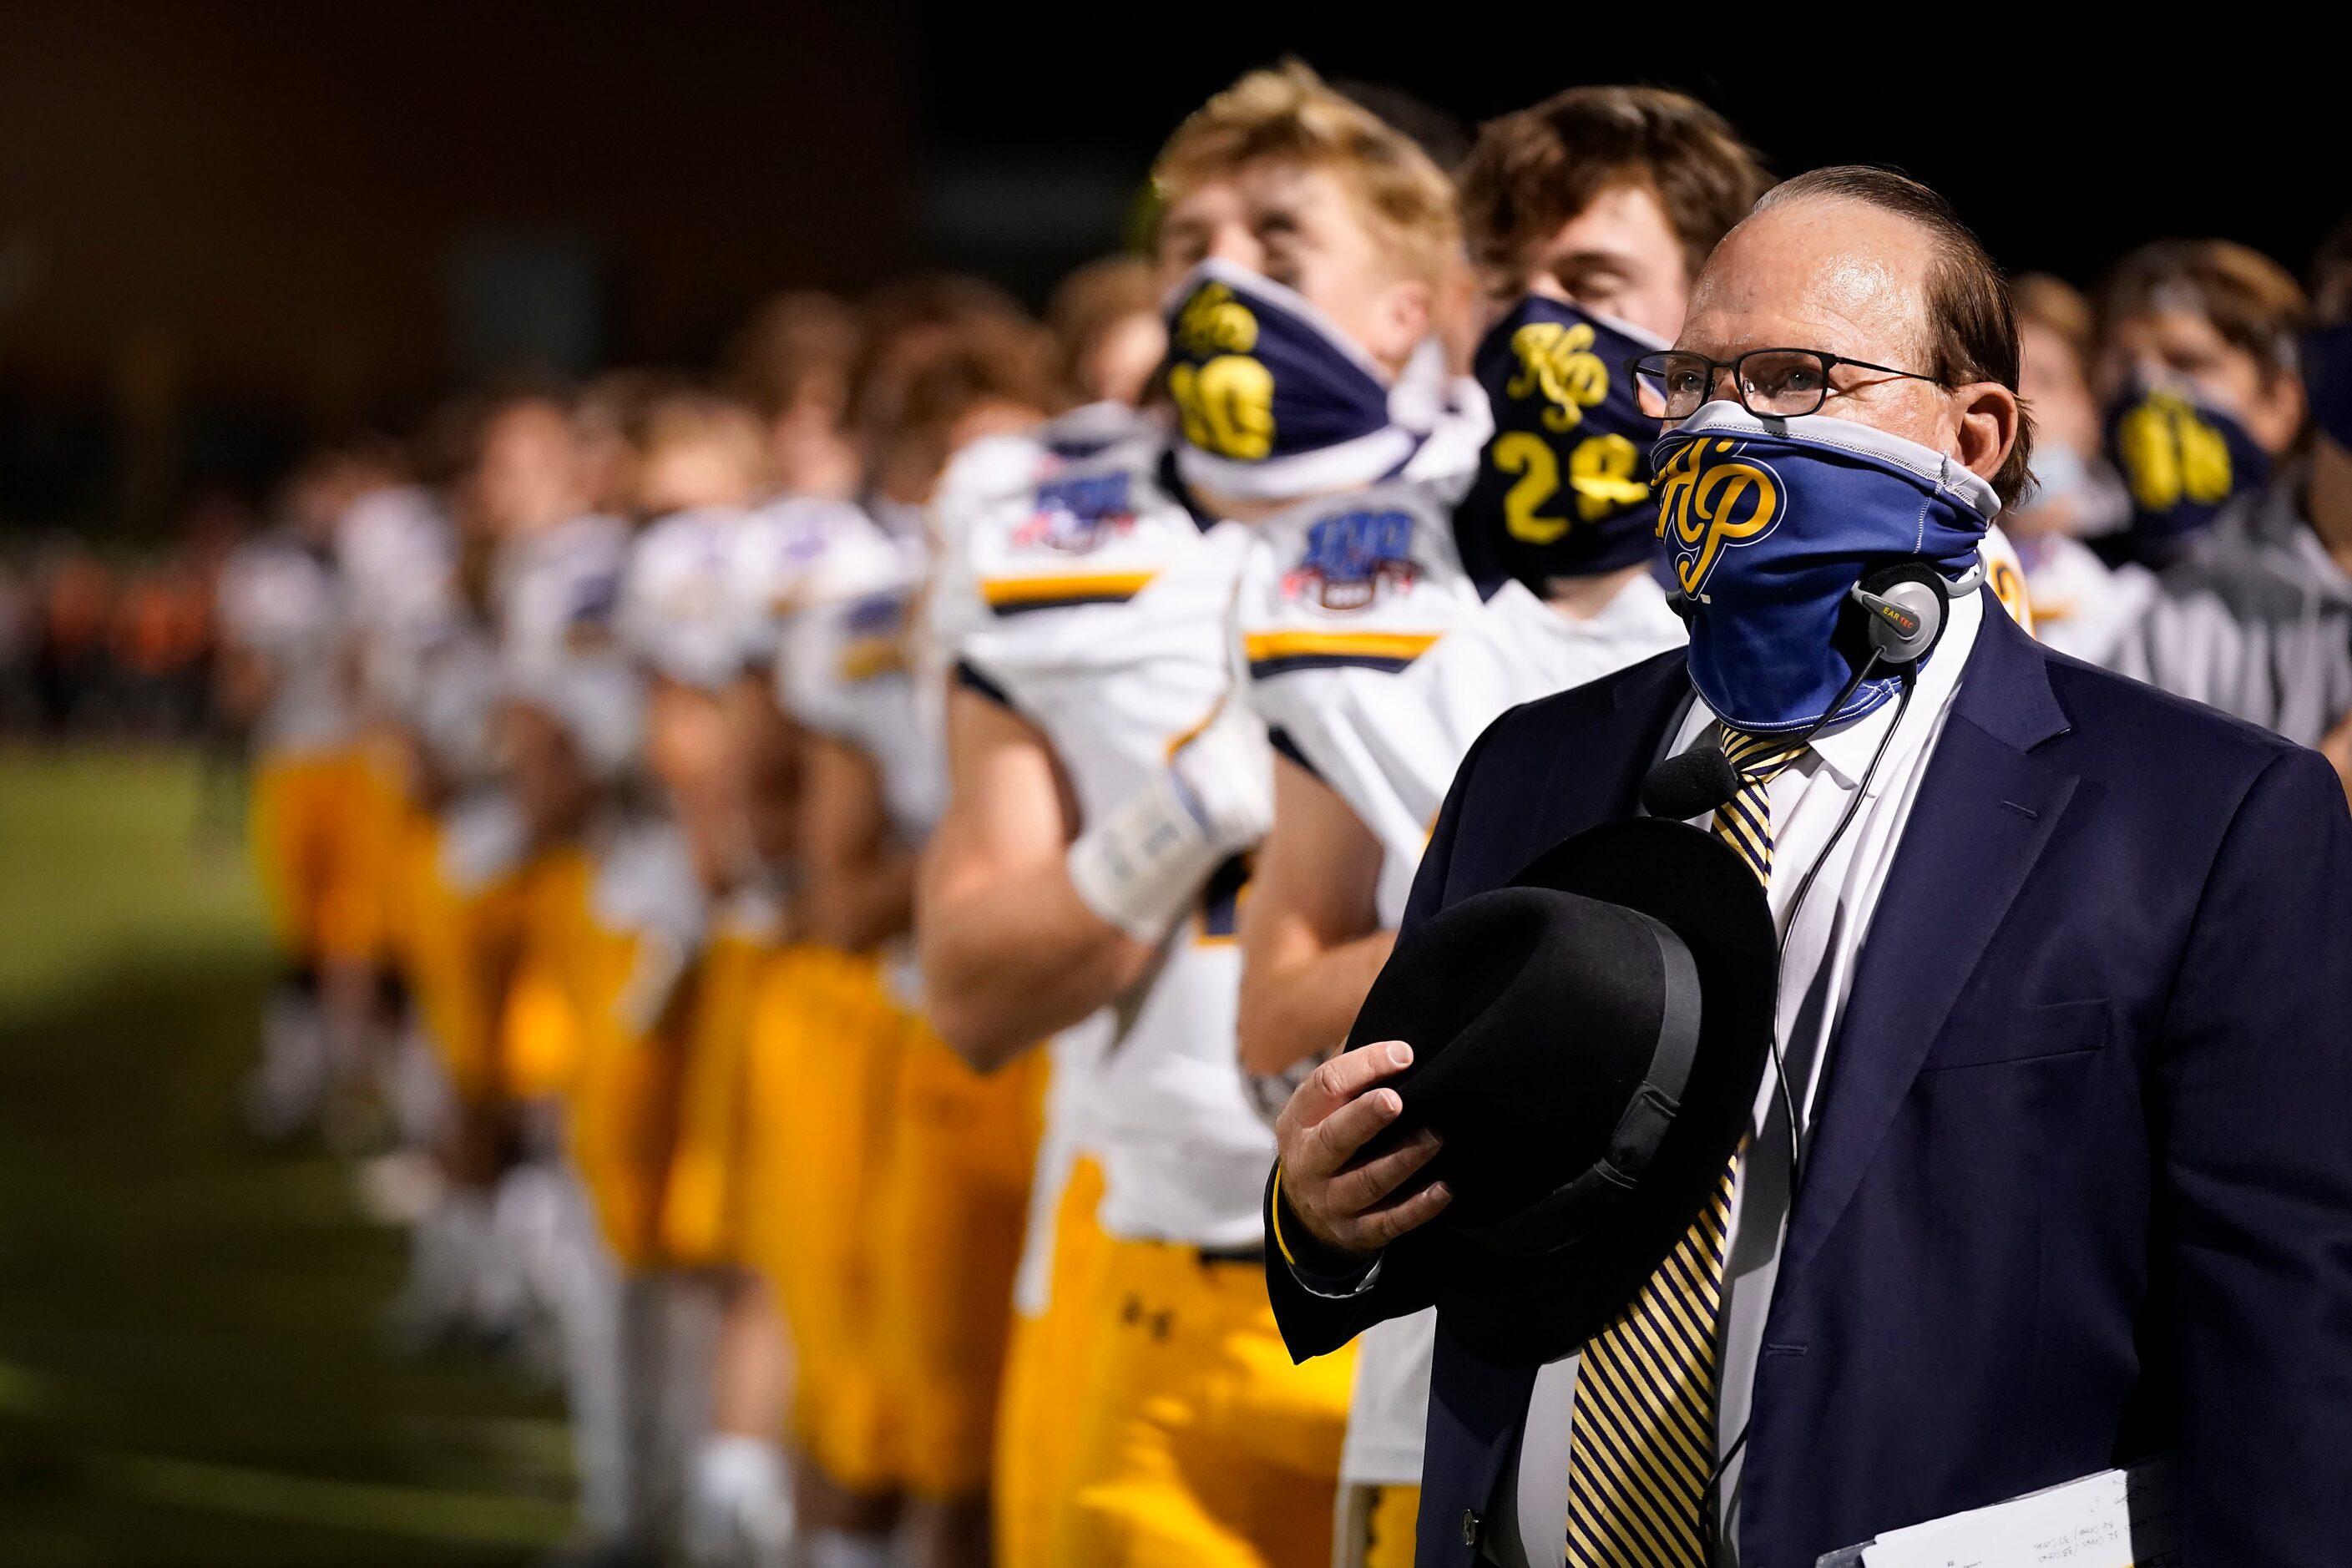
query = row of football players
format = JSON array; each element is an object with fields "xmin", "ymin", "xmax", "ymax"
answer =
[
  {"xmin": 212, "ymin": 58, "xmax": 2352, "ymax": 1568},
  {"xmin": 213, "ymin": 256, "xmax": 1150, "ymax": 1566}
]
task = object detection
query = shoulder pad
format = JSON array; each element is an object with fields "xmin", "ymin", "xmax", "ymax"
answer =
[{"xmin": 938, "ymin": 436, "xmax": 1190, "ymax": 631}]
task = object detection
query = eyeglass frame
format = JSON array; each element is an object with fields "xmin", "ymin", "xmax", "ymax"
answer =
[{"xmin": 1626, "ymin": 346, "xmax": 1949, "ymax": 420}]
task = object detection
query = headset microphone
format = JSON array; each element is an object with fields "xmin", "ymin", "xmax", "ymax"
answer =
[{"xmin": 1640, "ymin": 736, "xmax": 1742, "ymax": 820}]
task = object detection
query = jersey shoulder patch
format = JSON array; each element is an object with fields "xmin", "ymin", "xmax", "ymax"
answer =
[
  {"xmin": 945, "ymin": 435, "xmax": 1190, "ymax": 623},
  {"xmin": 1240, "ymin": 480, "xmax": 1473, "ymax": 680}
]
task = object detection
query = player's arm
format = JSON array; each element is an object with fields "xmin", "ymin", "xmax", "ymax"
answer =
[
  {"xmin": 645, "ymin": 674, "xmax": 744, "ymax": 893},
  {"xmin": 917, "ymin": 684, "xmax": 1157, "ymax": 1070},
  {"xmin": 1236, "ymin": 753, "xmax": 1395, "ymax": 1075},
  {"xmin": 726, "ymin": 674, "xmax": 805, "ymax": 872},
  {"xmin": 799, "ymin": 731, "xmax": 916, "ymax": 953}
]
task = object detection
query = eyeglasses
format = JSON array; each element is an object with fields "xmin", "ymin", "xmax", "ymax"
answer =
[{"xmin": 1628, "ymin": 347, "xmax": 1947, "ymax": 420}]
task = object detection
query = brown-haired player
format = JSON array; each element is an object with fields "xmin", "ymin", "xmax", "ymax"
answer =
[
  {"xmin": 605, "ymin": 386, "xmax": 798, "ymax": 1557},
  {"xmin": 735, "ymin": 296, "xmax": 1055, "ymax": 1568},
  {"xmin": 920, "ymin": 62, "xmax": 1469, "ymax": 1568},
  {"xmin": 727, "ymin": 290, "xmax": 867, "ymax": 502},
  {"xmin": 1232, "ymin": 85, "xmax": 1763, "ymax": 1568}
]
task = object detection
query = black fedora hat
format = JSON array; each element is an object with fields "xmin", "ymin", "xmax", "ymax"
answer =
[{"xmin": 1343, "ymin": 816, "xmax": 1777, "ymax": 1367}]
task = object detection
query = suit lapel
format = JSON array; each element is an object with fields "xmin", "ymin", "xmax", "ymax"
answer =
[
  {"xmin": 1778, "ymin": 604, "xmax": 2078, "ymax": 1292},
  {"xmin": 1541, "ymin": 652, "xmax": 1692, "ymax": 828}
]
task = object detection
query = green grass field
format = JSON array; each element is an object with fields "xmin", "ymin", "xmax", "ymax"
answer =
[{"xmin": 0, "ymin": 750, "xmax": 572, "ymax": 1566}]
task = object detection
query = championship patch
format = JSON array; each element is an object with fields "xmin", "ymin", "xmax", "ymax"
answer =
[
  {"xmin": 1281, "ymin": 507, "xmax": 1418, "ymax": 613},
  {"xmin": 1011, "ymin": 471, "xmax": 1136, "ymax": 554}
]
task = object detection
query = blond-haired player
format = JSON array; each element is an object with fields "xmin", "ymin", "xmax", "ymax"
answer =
[{"xmin": 921, "ymin": 63, "xmax": 1470, "ymax": 1568}]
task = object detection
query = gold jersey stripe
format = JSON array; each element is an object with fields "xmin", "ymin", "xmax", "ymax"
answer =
[{"xmin": 979, "ymin": 570, "xmax": 1158, "ymax": 609}]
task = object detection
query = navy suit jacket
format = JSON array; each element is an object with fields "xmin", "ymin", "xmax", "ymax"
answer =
[{"xmin": 1268, "ymin": 597, "xmax": 2352, "ymax": 1567}]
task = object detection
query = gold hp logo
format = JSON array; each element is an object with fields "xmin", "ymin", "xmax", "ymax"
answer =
[
  {"xmin": 1505, "ymin": 320, "xmax": 1610, "ymax": 433},
  {"xmin": 1654, "ymin": 438, "xmax": 1783, "ymax": 594}
]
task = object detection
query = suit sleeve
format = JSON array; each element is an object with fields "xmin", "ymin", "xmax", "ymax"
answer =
[
  {"xmin": 1263, "ymin": 715, "xmax": 1500, "ymax": 1362},
  {"xmin": 2159, "ymin": 745, "xmax": 2352, "ymax": 1564}
]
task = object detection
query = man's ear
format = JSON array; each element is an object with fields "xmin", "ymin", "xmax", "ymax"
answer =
[{"xmin": 1950, "ymin": 380, "xmax": 2021, "ymax": 487}]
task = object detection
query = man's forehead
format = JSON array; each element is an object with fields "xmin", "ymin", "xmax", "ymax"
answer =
[{"xmin": 1685, "ymin": 197, "xmax": 1931, "ymax": 356}]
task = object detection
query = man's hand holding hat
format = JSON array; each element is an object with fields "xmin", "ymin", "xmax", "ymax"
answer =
[
  {"xmin": 1267, "ymin": 817, "xmax": 1777, "ymax": 1363},
  {"xmin": 1273, "ymin": 1041, "xmax": 1453, "ymax": 1263}
]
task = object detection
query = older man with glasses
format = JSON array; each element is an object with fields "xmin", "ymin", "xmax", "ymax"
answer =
[{"xmin": 1264, "ymin": 166, "xmax": 2352, "ymax": 1567}]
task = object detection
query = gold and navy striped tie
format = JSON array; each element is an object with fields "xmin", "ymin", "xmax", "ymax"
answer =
[{"xmin": 1565, "ymin": 727, "xmax": 1801, "ymax": 1567}]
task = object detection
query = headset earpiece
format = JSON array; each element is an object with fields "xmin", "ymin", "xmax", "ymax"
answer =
[{"xmin": 1849, "ymin": 562, "xmax": 1950, "ymax": 667}]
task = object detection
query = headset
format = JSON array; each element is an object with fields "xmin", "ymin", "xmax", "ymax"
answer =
[{"xmin": 1640, "ymin": 556, "xmax": 1978, "ymax": 1538}]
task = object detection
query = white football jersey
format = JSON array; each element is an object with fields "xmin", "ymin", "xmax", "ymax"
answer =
[
  {"xmin": 217, "ymin": 534, "xmax": 352, "ymax": 754},
  {"xmin": 731, "ymin": 494, "xmax": 865, "ymax": 677},
  {"xmin": 1240, "ymin": 483, "xmax": 1687, "ymax": 928},
  {"xmin": 933, "ymin": 429, "xmax": 1273, "ymax": 1250},
  {"xmin": 336, "ymin": 484, "xmax": 463, "ymax": 719},
  {"xmin": 775, "ymin": 500, "xmax": 944, "ymax": 1009},
  {"xmin": 778, "ymin": 505, "xmax": 944, "ymax": 848},
  {"xmin": 407, "ymin": 621, "xmax": 507, "ymax": 791},
  {"xmin": 497, "ymin": 513, "xmax": 630, "ymax": 678},
  {"xmin": 619, "ymin": 507, "xmax": 756, "ymax": 690},
  {"xmin": 337, "ymin": 484, "xmax": 456, "ymax": 640}
]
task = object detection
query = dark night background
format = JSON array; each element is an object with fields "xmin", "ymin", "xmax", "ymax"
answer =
[{"xmin": 2, "ymin": 2, "xmax": 2339, "ymax": 539}]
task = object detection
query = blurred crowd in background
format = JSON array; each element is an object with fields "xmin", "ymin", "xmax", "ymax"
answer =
[{"xmin": 0, "ymin": 523, "xmax": 231, "ymax": 741}]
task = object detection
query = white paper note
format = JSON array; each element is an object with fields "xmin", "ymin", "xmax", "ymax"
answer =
[{"xmin": 1858, "ymin": 1464, "xmax": 2180, "ymax": 1568}]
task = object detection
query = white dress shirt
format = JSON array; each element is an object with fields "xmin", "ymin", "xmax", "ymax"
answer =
[{"xmin": 1488, "ymin": 588, "xmax": 1985, "ymax": 1567}]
